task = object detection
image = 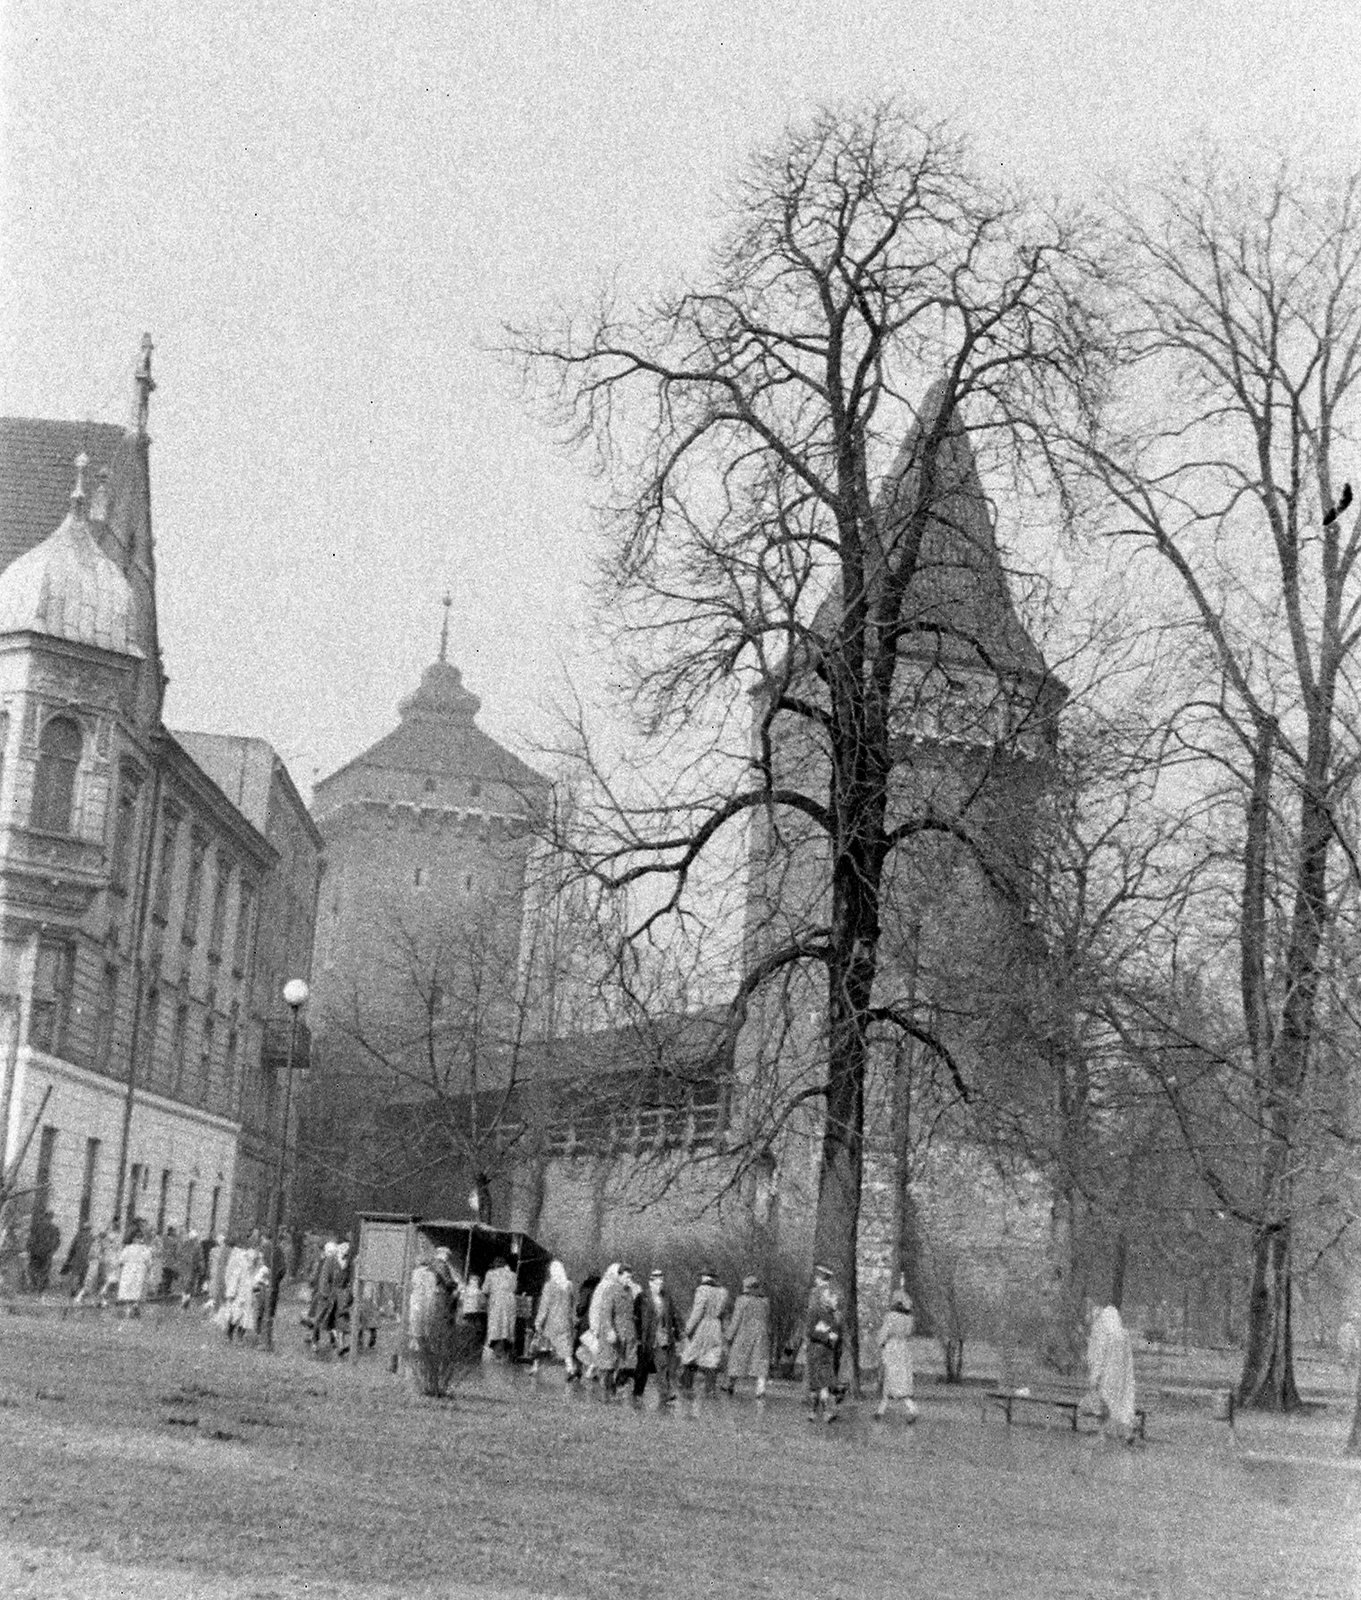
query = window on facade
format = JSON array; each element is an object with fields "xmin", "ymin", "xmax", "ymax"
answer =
[
  {"xmin": 182, "ymin": 834, "xmax": 207, "ymax": 945},
  {"xmin": 139, "ymin": 986, "xmax": 160, "ymax": 1081},
  {"xmin": 208, "ymin": 864, "xmax": 230, "ymax": 957},
  {"xmin": 232, "ymin": 883, "xmax": 254, "ymax": 975},
  {"xmin": 171, "ymin": 1003, "xmax": 189, "ymax": 1096},
  {"xmin": 151, "ymin": 812, "xmax": 179, "ymax": 922},
  {"xmin": 199, "ymin": 1013, "xmax": 215, "ymax": 1106},
  {"xmin": 33, "ymin": 1125, "xmax": 57, "ymax": 1212},
  {"xmin": 127, "ymin": 1161, "xmax": 144, "ymax": 1224},
  {"xmin": 31, "ymin": 716, "xmax": 82, "ymax": 833},
  {"xmin": 156, "ymin": 1168, "xmax": 171, "ymax": 1233},
  {"xmin": 28, "ymin": 940, "xmax": 75, "ymax": 1056},
  {"xmin": 208, "ymin": 1184, "xmax": 220, "ymax": 1237},
  {"xmin": 110, "ymin": 772, "xmax": 140, "ymax": 892},
  {"xmin": 95, "ymin": 964, "xmax": 119, "ymax": 1076},
  {"xmin": 78, "ymin": 1137, "xmax": 100, "ymax": 1227},
  {"xmin": 224, "ymin": 1005, "xmax": 239, "ymax": 1114},
  {"xmin": 183, "ymin": 1178, "xmax": 196, "ymax": 1231},
  {"xmin": 414, "ymin": 867, "xmax": 425, "ymax": 888}
]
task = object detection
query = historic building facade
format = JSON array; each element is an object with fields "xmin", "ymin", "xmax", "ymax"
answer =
[{"xmin": 0, "ymin": 343, "xmax": 320, "ymax": 1255}]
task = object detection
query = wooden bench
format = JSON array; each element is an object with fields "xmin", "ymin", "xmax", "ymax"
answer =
[{"xmin": 984, "ymin": 1388, "xmax": 1147, "ymax": 1440}]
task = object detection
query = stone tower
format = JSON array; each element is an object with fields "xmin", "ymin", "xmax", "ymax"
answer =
[
  {"xmin": 740, "ymin": 383, "xmax": 1062, "ymax": 1321},
  {"xmin": 299, "ymin": 606, "xmax": 549, "ymax": 1227}
]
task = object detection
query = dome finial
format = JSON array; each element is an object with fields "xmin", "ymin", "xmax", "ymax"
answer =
[
  {"xmin": 70, "ymin": 451, "xmax": 89, "ymax": 512},
  {"xmin": 439, "ymin": 592, "xmax": 452, "ymax": 663}
]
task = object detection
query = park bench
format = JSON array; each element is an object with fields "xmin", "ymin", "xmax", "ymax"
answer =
[{"xmin": 984, "ymin": 1387, "xmax": 1147, "ymax": 1440}]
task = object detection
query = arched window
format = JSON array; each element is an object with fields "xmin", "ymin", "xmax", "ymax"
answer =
[{"xmin": 32, "ymin": 716, "xmax": 82, "ymax": 833}]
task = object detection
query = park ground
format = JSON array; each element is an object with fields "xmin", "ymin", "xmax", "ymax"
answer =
[{"xmin": 0, "ymin": 1299, "xmax": 1357, "ymax": 1600}]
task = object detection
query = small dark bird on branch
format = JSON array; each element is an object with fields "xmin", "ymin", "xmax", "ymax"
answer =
[{"xmin": 1323, "ymin": 482, "xmax": 1353, "ymax": 527}]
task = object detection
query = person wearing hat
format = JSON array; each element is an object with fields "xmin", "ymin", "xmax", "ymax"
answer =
[
  {"xmin": 723, "ymin": 1274, "xmax": 772, "ymax": 1398},
  {"xmin": 805, "ymin": 1264, "xmax": 844, "ymax": 1421},
  {"xmin": 679, "ymin": 1267, "xmax": 730, "ymax": 1397},
  {"xmin": 634, "ymin": 1267, "xmax": 682, "ymax": 1404},
  {"xmin": 875, "ymin": 1285, "xmax": 918, "ymax": 1422}
]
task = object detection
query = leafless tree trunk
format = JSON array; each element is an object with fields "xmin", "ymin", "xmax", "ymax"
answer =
[
  {"xmin": 1076, "ymin": 160, "xmax": 1361, "ymax": 1411},
  {"xmin": 512, "ymin": 101, "xmax": 1106, "ymax": 1357}
]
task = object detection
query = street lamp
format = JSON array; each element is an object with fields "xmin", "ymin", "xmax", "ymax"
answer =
[{"xmin": 263, "ymin": 977, "xmax": 309, "ymax": 1350}]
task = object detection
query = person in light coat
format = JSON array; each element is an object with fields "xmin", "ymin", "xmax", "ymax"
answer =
[
  {"xmin": 680, "ymin": 1268, "xmax": 730, "ymax": 1397},
  {"xmin": 483, "ymin": 1256, "xmax": 519, "ymax": 1359},
  {"xmin": 723, "ymin": 1275, "xmax": 772, "ymax": 1398},
  {"xmin": 1082, "ymin": 1302, "xmax": 1137, "ymax": 1442},
  {"xmin": 533, "ymin": 1259, "xmax": 576, "ymax": 1376},
  {"xmin": 221, "ymin": 1241, "xmax": 262, "ymax": 1343},
  {"xmin": 875, "ymin": 1289, "xmax": 918, "ymax": 1422},
  {"xmin": 115, "ymin": 1226, "xmax": 155, "ymax": 1319}
]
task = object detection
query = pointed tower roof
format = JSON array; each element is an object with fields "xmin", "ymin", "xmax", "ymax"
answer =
[
  {"xmin": 876, "ymin": 380, "xmax": 1047, "ymax": 681},
  {"xmin": 810, "ymin": 382, "xmax": 1049, "ymax": 686},
  {"xmin": 0, "ymin": 453, "xmax": 139, "ymax": 655}
]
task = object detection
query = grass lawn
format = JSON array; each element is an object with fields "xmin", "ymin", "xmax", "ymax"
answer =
[{"xmin": 0, "ymin": 1302, "xmax": 1357, "ymax": 1599}]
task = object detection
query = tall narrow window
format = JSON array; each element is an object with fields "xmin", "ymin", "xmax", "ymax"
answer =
[
  {"xmin": 199, "ymin": 1013, "xmax": 215, "ymax": 1106},
  {"xmin": 171, "ymin": 1003, "xmax": 189, "ymax": 1096},
  {"xmin": 31, "ymin": 716, "xmax": 81, "ymax": 833},
  {"xmin": 208, "ymin": 1184, "xmax": 220, "ymax": 1237},
  {"xmin": 151, "ymin": 812, "xmax": 179, "ymax": 922},
  {"xmin": 78, "ymin": 1137, "xmax": 100, "ymax": 1227},
  {"xmin": 95, "ymin": 965, "xmax": 119, "ymax": 1076},
  {"xmin": 127, "ymin": 1161, "xmax": 144, "ymax": 1228},
  {"xmin": 29, "ymin": 941, "xmax": 75, "ymax": 1055},
  {"xmin": 232, "ymin": 883, "xmax": 255, "ymax": 975},
  {"xmin": 182, "ymin": 834, "xmax": 207, "ymax": 944},
  {"xmin": 223, "ymin": 1004, "xmax": 239, "ymax": 1114},
  {"xmin": 208, "ymin": 864, "xmax": 230, "ymax": 958},
  {"xmin": 33, "ymin": 1125, "xmax": 58, "ymax": 1213},
  {"xmin": 156, "ymin": 1168, "xmax": 170, "ymax": 1233},
  {"xmin": 139, "ymin": 986, "xmax": 160, "ymax": 1082},
  {"xmin": 109, "ymin": 771, "xmax": 140, "ymax": 892},
  {"xmin": 183, "ymin": 1179, "xmax": 196, "ymax": 1231}
]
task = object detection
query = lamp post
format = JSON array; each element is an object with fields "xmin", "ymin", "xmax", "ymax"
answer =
[{"xmin": 263, "ymin": 977, "xmax": 309, "ymax": 1350}]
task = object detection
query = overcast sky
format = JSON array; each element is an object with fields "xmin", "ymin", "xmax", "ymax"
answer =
[{"xmin": 2, "ymin": 0, "xmax": 1357, "ymax": 794}]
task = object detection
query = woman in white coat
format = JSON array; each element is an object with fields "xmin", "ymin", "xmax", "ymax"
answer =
[{"xmin": 679, "ymin": 1269, "xmax": 729, "ymax": 1397}]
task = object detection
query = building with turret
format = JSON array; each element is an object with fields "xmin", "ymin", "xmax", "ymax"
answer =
[{"xmin": 0, "ymin": 342, "xmax": 321, "ymax": 1255}]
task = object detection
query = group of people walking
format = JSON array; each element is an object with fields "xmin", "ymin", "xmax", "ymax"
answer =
[{"xmin": 405, "ymin": 1249, "xmax": 924, "ymax": 1420}]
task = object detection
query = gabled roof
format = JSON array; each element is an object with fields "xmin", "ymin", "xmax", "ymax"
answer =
[{"xmin": 0, "ymin": 419, "xmax": 130, "ymax": 577}]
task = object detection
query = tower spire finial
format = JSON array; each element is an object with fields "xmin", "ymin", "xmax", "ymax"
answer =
[
  {"xmin": 134, "ymin": 333, "xmax": 156, "ymax": 438},
  {"xmin": 70, "ymin": 451, "xmax": 89, "ymax": 512},
  {"xmin": 439, "ymin": 592, "xmax": 452, "ymax": 663}
]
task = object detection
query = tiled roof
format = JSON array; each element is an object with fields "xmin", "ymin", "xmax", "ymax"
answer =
[{"xmin": 0, "ymin": 418, "xmax": 130, "ymax": 577}]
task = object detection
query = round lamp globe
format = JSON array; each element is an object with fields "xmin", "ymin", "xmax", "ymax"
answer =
[{"xmin": 282, "ymin": 978, "xmax": 310, "ymax": 1009}]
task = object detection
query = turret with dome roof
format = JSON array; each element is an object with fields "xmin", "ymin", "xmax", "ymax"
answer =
[{"xmin": 0, "ymin": 454, "xmax": 141, "ymax": 658}]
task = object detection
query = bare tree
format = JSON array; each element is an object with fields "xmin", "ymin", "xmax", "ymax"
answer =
[
  {"xmin": 1076, "ymin": 158, "xmax": 1361, "ymax": 1410},
  {"xmin": 513, "ymin": 102, "xmax": 1106, "ymax": 1361}
]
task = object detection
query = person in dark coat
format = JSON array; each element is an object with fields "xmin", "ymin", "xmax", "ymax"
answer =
[
  {"xmin": 26, "ymin": 1209, "xmax": 60, "ymax": 1293},
  {"xmin": 634, "ymin": 1267, "xmax": 682, "ymax": 1404},
  {"xmin": 573, "ymin": 1270, "xmax": 600, "ymax": 1380},
  {"xmin": 59, "ymin": 1222, "xmax": 93, "ymax": 1299},
  {"xmin": 805, "ymin": 1264, "xmax": 844, "ymax": 1423}
]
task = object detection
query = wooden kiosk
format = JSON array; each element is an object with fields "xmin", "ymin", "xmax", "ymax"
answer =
[{"xmin": 352, "ymin": 1212, "xmax": 552, "ymax": 1368}]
